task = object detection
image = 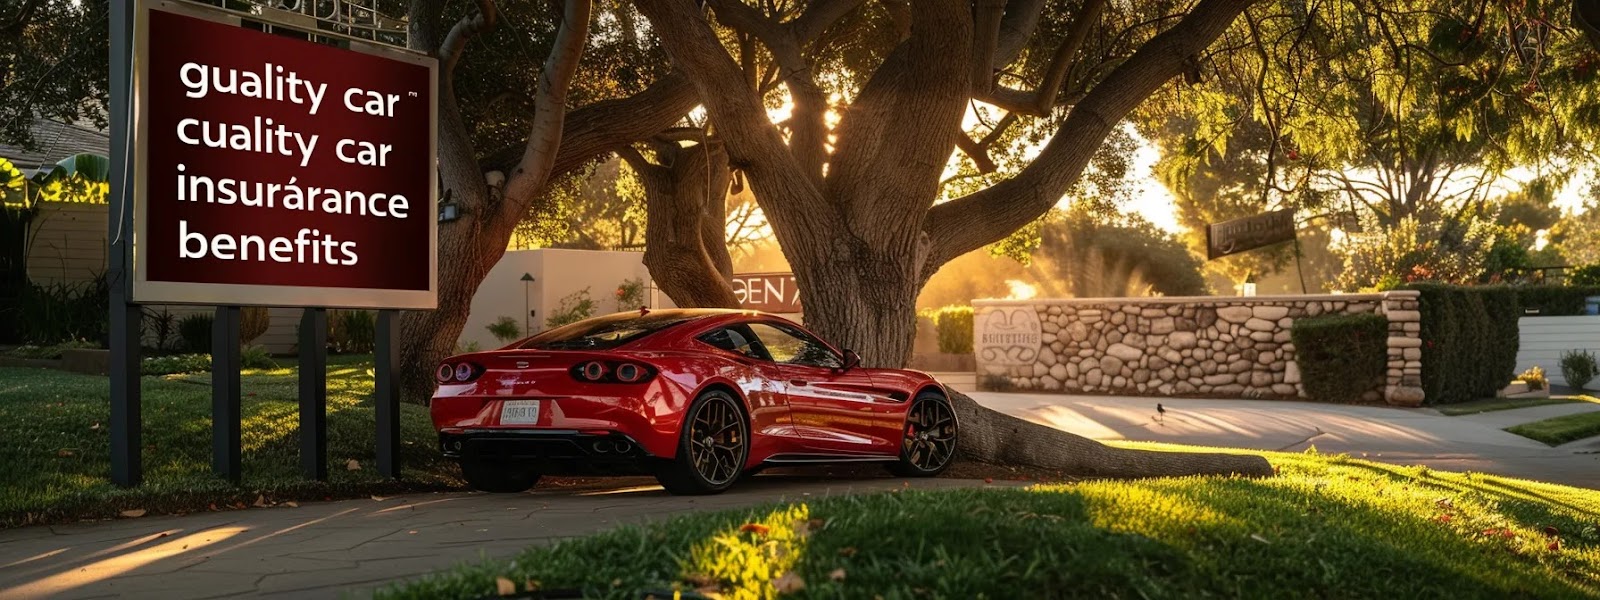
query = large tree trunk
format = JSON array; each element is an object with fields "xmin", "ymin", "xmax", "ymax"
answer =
[
  {"xmin": 625, "ymin": 137, "xmax": 741, "ymax": 308},
  {"xmin": 950, "ymin": 391, "xmax": 1274, "ymax": 478},
  {"xmin": 785, "ymin": 238, "xmax": 926, "ymax": 367}
]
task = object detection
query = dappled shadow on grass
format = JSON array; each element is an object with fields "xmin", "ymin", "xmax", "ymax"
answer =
[
  {"xmin": 375, "ymin": 453, "xmax": 1600, "ymax": 600},
  {"xmin": 0, "ymin": 364, "xmax": 460, "ymax": 527}
]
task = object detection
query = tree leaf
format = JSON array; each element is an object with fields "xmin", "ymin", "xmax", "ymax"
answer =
[{"xmin": 495, "ymin": 576, "xmax": 515, "ymax": 596}]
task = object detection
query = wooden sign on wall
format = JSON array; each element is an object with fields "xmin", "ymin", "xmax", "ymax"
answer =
[{"xmin": 1206, "ymin": 209, "xmax": 1296, "ymax": 260}]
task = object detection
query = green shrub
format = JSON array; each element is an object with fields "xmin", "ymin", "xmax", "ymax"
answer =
[
  {"xmin": 5, "ymin": 339, "xmax": 96, "ymax": 359},
  {"xmin": 1514, "ymin": 285, "xmax": 1600, "ymax": 316},
  {"xmin": 335, "ymin": 310, "xmax": 377, "ymax": 353},
  {"xmin": 241, "ymin": 345, "xmax": 278, "ymax": 370},
  {"xmin": 927, "ymin": 306, "xmax": 975, "ymax": 354},
  {"xmin": 7, "ymin": 274, "xmax": 108, "ymax": 345},
  {"xmin": 614, "ymin": 278, "xmax": 646, "ymax": 311},
  {"xmin": 142, "ymin": 353, "xmax": 210, "ymax": 376},
  {"xmin": 177, "ymin": 313, "xmax": 213, "ymax": 354},
  {"xmin": 1290, "ymin": 314, "xmax": 1388, "ymax": 403},
  {"xmin": 1560, "ymin": 349, "xmax": 1597, "ymax": 390},
  {"xmin": 1570, "ymin": 264, "xmax": 1600, "ymax": 286},
  {"xmin": 1400, "ymin": 283, "xmax": 1521, "ymax": 404},
  {"xmin": 487, "ymin": 316, "xmax": 523, "ymax": 343},
  {"xmin": 546, "ymin": 288, "xmax": 596, "ymax": 329}
]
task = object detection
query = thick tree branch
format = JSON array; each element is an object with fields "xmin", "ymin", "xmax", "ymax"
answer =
[
  {"xmin": 922, "ymin": 0, "xmax": 1260, "ymax": 277},
  {"xmin": 972, "ymin": 0, "xmax": 1009, "ymax": 94},
  {"xmin": 482, "ymin": 74, "xmax": 699, "ymax": 179},
  {"xmin": 827, "ymin": 0, "xmax": 972, "ymax": 247},
  {"xmin": 440, "ymin": 0, "xmax": 500, "ymax": 80},
  {"xmin": 708, "ymin": 0, "xmax": 829, "ymax": 184},
  {"xmin": 500, "ymin": 0, "xmax": 594, "ymax": 211},
  {"xmin": 991, "ymin": 0, "xmax": 1047, "ymax": 68},
  {"xmin": 788, "ymin": 0, "xmax": 866, "ymax": 44},
  {"xmin": 980, "ymin": 0, "xmax": 1107, "ymax": 117}
]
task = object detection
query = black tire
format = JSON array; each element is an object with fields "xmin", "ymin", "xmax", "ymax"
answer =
[
  {"xmin": 655, "ymin": 389, "xmax": 750, "ymax": 495},
  {"xmin": 887, "ymin": 391, "xmax": 958, "ymax": 477},
  {"xmin": 459, "ymin": 460, "xmax": 541, "ymax": 493}
]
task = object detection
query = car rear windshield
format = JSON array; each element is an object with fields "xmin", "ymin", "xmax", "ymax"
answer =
[{"xmin": 517, "ymin": 312, "xmax": 697, "ymax": 350}]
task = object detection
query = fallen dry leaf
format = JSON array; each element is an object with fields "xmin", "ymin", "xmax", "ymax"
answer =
[
  {"xmin": 252, "ymin": 495, "xmax": 268, "ymax": 508},
  {"xmin": 772, "ymin": 571, "xmax": 805, "ymax": 593},
  {"xmin": 90, "ymin": 422, "xmax": 100, "ymax": 430},
  {"xmin": 56, "ymin": 449, "xmax": 74, "ymax": 458},
  {"xmin": 838, "ymin": 547, "xmax": 858, "ymax": 557},
  {"xmin": 120, "ymin": 509, "xmax": 146, "ymax": 518},
  {"xmin": 346, "ymin": 459, "xmax": 362, "ymax": 471},
  {"xmin": 1249, "ymin": 533, "xmax": 1272, "ymax": 544},
  {"xmin": 495, "ymin": 576, "xmax": 515, "ymax": 596},
  {"xmin": 407, "ymin": 530, "xmax": 418, "ymax": 535},
  {"xmin": 284, "ymin": 501, "xmax": 299, "ymax": 508},
  {"xmin": 829, "ymin": 568, "xmax": 847, "ymax": 582},
  {"xmin": 371, "ymin": 495, "xmax": 390, "ymax": 502}
]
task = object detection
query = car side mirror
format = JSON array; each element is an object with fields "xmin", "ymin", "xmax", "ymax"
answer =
[{"xmin": 841, "ymin": 349, "xmax": 862, "ymax": 371}]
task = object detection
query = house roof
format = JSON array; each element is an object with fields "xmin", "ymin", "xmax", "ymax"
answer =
[{"xmin": 0, "ymin": 118, "xmax": 111, "ymax": 170}]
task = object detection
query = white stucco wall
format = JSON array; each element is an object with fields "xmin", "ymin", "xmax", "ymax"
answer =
[{"xmin": 458, "ymin": 248, "xmax": 676, "ymax": 352}]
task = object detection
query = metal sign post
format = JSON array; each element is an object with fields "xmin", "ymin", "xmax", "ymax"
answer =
[{"xmin": 108, "ymin": 0, "xmax": 143, "ymax": 488}]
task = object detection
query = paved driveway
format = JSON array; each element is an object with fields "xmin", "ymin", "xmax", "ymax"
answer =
[
  {"xmin": 0, "ymin": 477, "xmax": 995, "ymax": 600},
  {"xmin": 972, "ymin": 391, "xmax": 1600, "ymax": 489}
]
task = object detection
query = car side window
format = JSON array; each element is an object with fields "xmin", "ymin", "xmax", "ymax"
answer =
[
  {"xmin": 698, "ymin": 327, "xmax": 765, "ymax": 360},
  {"xmin": 746, "ymin": 322, "xmax": 841, "ymax": 368}
]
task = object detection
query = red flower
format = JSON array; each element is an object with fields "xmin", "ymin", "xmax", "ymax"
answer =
[
  {"xmin": 739, "ymin": 523, "xmax": 770, "ymax": 535},
  {"xmin": 1436, "ymin": 514, "xmax": 1453, "ymax": 523}
]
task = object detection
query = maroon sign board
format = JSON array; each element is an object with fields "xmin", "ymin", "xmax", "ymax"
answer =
[
  {"xmin": 132, "ymin": 0, "xmax": 438, "ymax": 309},
  {"xmin": 731, "ymin": 272, "xmax": 802, "ymax": 313}
]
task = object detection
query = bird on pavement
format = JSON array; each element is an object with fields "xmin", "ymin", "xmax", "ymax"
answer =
[{"xmin": 1156, "ymin": 403, "xmax": 1167, "ymax": 422}]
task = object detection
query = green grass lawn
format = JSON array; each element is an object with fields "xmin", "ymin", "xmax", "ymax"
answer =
[
  {"xmin": 0, "ymin": 356, "xmax": 459, "ymax": 527},
  {"xmin": 378, "ymin": 448, "xmax": 1600, "ymax": 600},
  {"xmin": 1505, "ymin": 410, "xmax": 1600, "ymax": 446},
  {"xmin": 1434, "ymin": 396, "xmax": 1592, "ymax": 416}
]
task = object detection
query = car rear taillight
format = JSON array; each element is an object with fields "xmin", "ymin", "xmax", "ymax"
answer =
[
  {"xmin": 570, "ymin": 361, "xmax": 654, "ymax": 384},
  {"xmin": 436, "ymin": 361, "xmax": 484, "ymax": 384}
]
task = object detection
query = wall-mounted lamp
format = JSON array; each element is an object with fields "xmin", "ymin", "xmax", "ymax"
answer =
[
  {"xmin": 438, "ymin": 188, "xmax": 459, "ymax": 223},
  {"xmin": 520, "ymin": 272, "xmax": 535, "ymax": 336}
]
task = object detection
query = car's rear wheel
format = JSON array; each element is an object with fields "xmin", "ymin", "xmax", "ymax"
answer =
[
  {"xmin": 888, "ymin": 391, "xmax": 958, "ymax": 477},
  {"xmin": 459, "ymin": 460, "xmax": 541, "ymax": 493},
  {"xmin": 656, "ymin": 389, "xmax": 749, "ymax": 495}
]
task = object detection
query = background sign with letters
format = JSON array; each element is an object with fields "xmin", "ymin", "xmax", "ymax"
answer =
[{"xmin": 1205, "ymin": 209, "xmax": 1296, "ymax": 261}]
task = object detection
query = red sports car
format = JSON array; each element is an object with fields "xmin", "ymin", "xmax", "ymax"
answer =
[{"xmin": 430, "ymin": 308, "xmax": 958, "ymax": 495}]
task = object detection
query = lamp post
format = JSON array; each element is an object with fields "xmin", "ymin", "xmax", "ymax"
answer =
[{"xmin": 520, "ymin": 273, "xmax": 535, "ymax": 336}]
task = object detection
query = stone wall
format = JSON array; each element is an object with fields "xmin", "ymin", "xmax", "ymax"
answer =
[{"xmin": 973, "ymin": 291, "xmax": 1425, "ymax": 405}]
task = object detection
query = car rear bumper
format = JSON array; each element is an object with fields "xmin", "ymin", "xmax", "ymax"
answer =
[{"xmin": 438, "ymin": 429, "xmax": 660, "ymax": 476}]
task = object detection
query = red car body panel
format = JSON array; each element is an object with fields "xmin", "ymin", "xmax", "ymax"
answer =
[{"xmin": 429, "ymin": 309, "xmax": 944, "ymax": 473}]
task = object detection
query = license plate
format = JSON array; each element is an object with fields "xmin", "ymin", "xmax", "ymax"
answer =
[{"xmin": 499, "ymin": 400, "xmax": 541, "ymax": 425}]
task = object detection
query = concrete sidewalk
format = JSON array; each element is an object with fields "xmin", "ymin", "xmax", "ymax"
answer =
[
  {"xmin": 0, "ymin": 477, "xmax": 996, "ymax": 600},
  {"xmin": 972, "ymin": 391, "xmax": 1600, "ymax": 489}
]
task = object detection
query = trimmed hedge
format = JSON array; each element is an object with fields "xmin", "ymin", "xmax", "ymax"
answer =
[
  {"xmin": 927, "ymin": 306, "xmax": 974, "ymax": 354},
  {"xmin": 1514, "ymin": 285, "xmax": 1600, "ymax": 316},
  {"xmin": 1290, "ymin": 314, "xmax": 1388, "ymax": 403},
  {"xmin": 1399, "ymin": 284, "xmax": 1521, "ymax": 404}
]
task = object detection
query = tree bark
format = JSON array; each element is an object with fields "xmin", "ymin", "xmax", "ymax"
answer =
[
  {"xmin": 949, "ymin": 391, "xmax": 1275, "ymax": 478},
  {"xmin": 623, "ymin": 139, "xmax": 741, "ymax": 308}
]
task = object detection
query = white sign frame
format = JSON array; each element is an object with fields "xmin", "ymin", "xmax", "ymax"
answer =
[{"xmin": 130, "ymin": 0, "xmax": 439, "ymax": 310}]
